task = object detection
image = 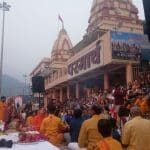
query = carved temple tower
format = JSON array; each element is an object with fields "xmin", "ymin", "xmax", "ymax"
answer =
[
  {"xmin": 50, "ymin": 27, "xmax": 73, "ymax": 68},
  {"xmin": 87, "ymin": 0, "xmax": 143, "ymax": 34},
  {"xmin": 44, "ymin": 27, "xmax": 73, "ymax": 102}
]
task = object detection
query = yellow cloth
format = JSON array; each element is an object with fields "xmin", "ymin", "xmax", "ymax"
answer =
[
  {"xmin": 26, "ymin": 116, "xmax": 33, "ymax": 126},
  {"xmin": 95, "ymin": 137, "xmax": 122, "ymax": 150},
  {"xmin": 78, "ymin": 115, "xmax": 103, "ymax": 150},
  {"xmin": 40, "ymin": 114, "xmax": 66, "ymax": 145},
  {"xmin": 0, "ymin": 101, "xmax": 7, "ymax": 122},
  {"xmin": 122, "ymin": 116, "xmax": 150, "ymax": 150}
]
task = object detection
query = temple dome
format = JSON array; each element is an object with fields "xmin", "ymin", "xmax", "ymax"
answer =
[
  {"xmin": 51, "ymin": 28, "xmax": 73, "ymax": 62},
  {"xmin": 52, "ymin": 28, "xmax": 73, "ymax": 53},
  {"xmin": 87, "ymin": 0, "xmax": 143, "ymax": 34}
]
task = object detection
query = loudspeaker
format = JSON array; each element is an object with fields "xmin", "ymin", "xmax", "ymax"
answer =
[
  {"xmin": 143, "ymin": 0, "xmax": 150, "ymax": 40},
  {"xmin": 32, "ymin": 76, "xmax": 45, "ymax": 93}
]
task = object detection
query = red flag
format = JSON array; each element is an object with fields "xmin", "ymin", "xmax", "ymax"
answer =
[{"xmin": 58, "ymin": 15, "xmax": 63, "ymax": 23}]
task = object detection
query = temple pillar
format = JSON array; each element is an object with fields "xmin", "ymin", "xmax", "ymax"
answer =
[
  {"xmin": 60, "ymin": 87, "xmax": 63, "ymax": 102},
  {"xmin": 44, "ymin": 94, "xmax": 48, "ymax": 108},
  {"xmin": 52, "ymin": 89, "xmax": 56, "ymax": 99},
  {"xmin": 76, "ymin": 83, "xmax": 80, "ymax": 99},
  {"xmin": 87, "ymin": 88, "xmax": 90, "ymax": 97},
  {"xmin": 126, "ymin": 64, "xmax": 133, "ymax": 85},
  {"xmin": 67, "ymin": 85, "xmax": 70, "ymax": 99},
  {"xmin": 104, "ymin": 72, "xmax": 109, "ymax": 90}
]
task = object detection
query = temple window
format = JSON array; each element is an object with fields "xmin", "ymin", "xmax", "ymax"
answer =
[
  {"xmin": 95, "ymin": 6, "xmax": 99, "ymax": 12},
  {"xmin": 127, "ymin": 4, "xmax": 130, "ymax": 9},
  {"xmin": 114, "ymin": 1, "xmax": 119, "ymax": 7},
  {"xmin": 120, "ymin": 3, "xmax": 126, "ymax": 9},
  {"xmin": 109, "ymin": 10, "xmax": 115, "ymax": 15},
  {"xmin": 132, "ymin": 20, "xmax": 136, "ymax": 24},
  {"xmin": 131, "ymin": 14, "xmax": 136, "ymax": 18},
  {"xmin": 98, "ymin": 12, "xmax": 102, "ymax": 17},
  {"xmin": 59, "ymin": 69, "xmax": 62, "ymax": 77}
]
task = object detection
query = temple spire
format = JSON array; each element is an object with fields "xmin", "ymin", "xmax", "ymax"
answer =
[
  {"xmin": 87, "ymin": 0, "xmax": 143, "ymax": 34},
  {"xmin": 51, "ymin": 27, "xmax": 73, "ymax": 62}
]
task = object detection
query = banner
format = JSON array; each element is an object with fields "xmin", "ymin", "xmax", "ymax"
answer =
[
  {"xmin": 111, "ymin": 31, "xmax": 149, "ymax": 61},
  {"xmin": 14, "ymin": 96, "xmax": 23, "ymax": 108}
]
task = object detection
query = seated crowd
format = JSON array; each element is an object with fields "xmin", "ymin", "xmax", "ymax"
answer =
[{"xmin": 0, "ymin": 74, "xmax": 149, "ymax": 150}]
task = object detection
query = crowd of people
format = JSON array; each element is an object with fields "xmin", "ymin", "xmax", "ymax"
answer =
[{"xmin": 0, "ymin": 73, "xmax": 150, "ymax": 150}]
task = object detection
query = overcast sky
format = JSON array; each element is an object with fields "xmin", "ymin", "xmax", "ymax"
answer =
[{"xmin": 0, "ymin": 0, "xmax": 145, "ymax": 82}]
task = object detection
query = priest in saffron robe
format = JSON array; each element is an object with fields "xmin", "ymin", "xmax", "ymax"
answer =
[
  {"xmin": 32, "ymin": 107, "xmax": 46, "ymax": 131},
  {"xmin": 40, "ymin": 103, "xmax": 68, "ymax": 145},
  {"xmin": 0, "ymin": 96, "xmax": 7, "ymax": 122},
  {"xmin": 26, "ymin": 110, "xmax": 37, "ymax": 126}
]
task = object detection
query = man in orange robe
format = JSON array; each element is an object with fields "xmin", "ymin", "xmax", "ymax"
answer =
[
  {"xmin": 40, "ymin": 103, "xmax": 67, "ymax": 145},
  {"xmin": 134, "ymin": 93, "xmax": 143, "ymax": 107},
  {"xmin": 95, "ymin": 119, "xmax": 122, "ymax": 150},
  {"xmin": 32, "ymin": 107, "xmax": 46, "ymax": 131},
  {"xmin": 0, "ymin": 97, "xmax": 7, "ymax": 122},
  {"xmin": 26, "ymin": 110, "xmax": 37, "ymax": 126},
  {"xmin": 140, "ymin": 95, "xmax": 150, "ymax": 114}
]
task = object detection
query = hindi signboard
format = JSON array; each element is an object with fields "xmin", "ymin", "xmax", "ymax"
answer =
[
  {"xmin": 111, "ymin": 31, "xmax": 149, "ymax": 61},
  {"xmin": 68, "ymin": 41, "xmax": 102, "ymax": 78}
]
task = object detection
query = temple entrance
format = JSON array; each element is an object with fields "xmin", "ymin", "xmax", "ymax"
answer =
[
  {"xmin": 79, "ymin": 75, "xmax": 103, "ymax": 98},
  {"xmin": 109, "ymin": 67, "xmax": 126, "ymax": 87},
  {"xmin": 62, "ymin": 87, "xmax": 67, "ymax": 100},
  {"xmin": 69, "ymin": 84, "xmax": 76, "ymax": 99}
]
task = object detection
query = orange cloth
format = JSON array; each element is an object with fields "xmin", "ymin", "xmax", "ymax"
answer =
[
  {"xmin": 40, "ymin": 114, "xmax": 67, "ymax": 145},
  {"xmin": 32, "ymin": 114, "xmax": 46, "ymax": 131},
  {"xmin": 95, "ymin": 137, "xmax": 122, "ymax": 150},
  {"xmin": 140, "ymin": 100, "xmax": 150, "ymax": 114},
  {"xmin": 0, "ymin": 101, "xmax": 7, "ymax": 122},
  {"xmin": 135, "ymin": 98, "xmax": 143, "ymax": 107},
  {"xmin": 26, "ymin": 116, "xmax": 33, "ymax": 126},
  {"xmin": 127, "ymin": 104, "xmax": 132, "ymax": 109}
]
